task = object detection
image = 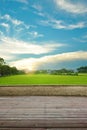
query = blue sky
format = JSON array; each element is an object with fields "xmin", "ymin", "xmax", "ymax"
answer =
[{"xmin": 0, "ymin": 0, "xmax": 87, "ymax": 71}]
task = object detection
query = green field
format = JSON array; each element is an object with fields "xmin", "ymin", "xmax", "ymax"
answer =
[{"xmin": 0, "ymin": 74, "xmax": 87, "ymax": 85}]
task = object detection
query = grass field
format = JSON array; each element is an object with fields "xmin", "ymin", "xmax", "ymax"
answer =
[
  {"xmin": 0, "ymin": 74, "xmax": 87, "ymax": 96},
  {"xmin": 0, "ymin": 74, "xmax": 87, "ymax": 85}
]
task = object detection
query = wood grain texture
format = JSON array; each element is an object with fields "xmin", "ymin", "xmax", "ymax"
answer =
[
  {"xmin": 0, "ymin": 96, "xmax": 87, "ymax": 128},
  {"xmin": 0, "ymin": 128, "xmax": 87, "ymax": 130}
]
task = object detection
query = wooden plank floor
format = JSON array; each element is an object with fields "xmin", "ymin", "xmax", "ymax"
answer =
[
  {"xmin": 0, "ymin": 128, "xmax": 87, "ymax": 130},
  {"xmin": 0, "ymin": 96, "xmax": 87, "ymax": 129}
]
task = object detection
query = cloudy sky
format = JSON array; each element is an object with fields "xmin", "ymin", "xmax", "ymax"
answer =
[{"xmin": 0, "ymin": 0, "xmax": 87, "ymax": 71}]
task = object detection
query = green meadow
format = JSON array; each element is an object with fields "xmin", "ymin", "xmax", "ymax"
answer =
[{"xmin": 0, "ymin": 74, "xmax": 87, "ymax": 85}]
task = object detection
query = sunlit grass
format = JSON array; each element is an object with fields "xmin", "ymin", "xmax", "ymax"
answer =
[{"xmin": 0, "ymin": 74, "xmax": 87, "ymax": 85}]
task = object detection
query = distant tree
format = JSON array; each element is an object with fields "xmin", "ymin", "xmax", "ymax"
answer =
[
  {"xmin": 0, "ymin": 57, "xmax": 5, "ymax": 76},
  {"xmin": 77, "ymin": 66, "xmax": 87, "ymax": 73},
  {"xmin": 0, "ymin": 57, "xmax": 5, "ymax": 65},
  {"xmin": 35, "ymin": 70, "xmax": 48, "ymax": 74},
  {"xmin": 18, "ymin": 70, "xmax": 25, "ymax": 74},
  {"xmin": 50, "ymin": 68, "xmax": 75, "ymax": 75},
  {"xmin": 0, "ymin": 57, "xmax": 23, "ymax": 77},
  {"xmin": 10, "ymin": 67, "xmax": 19, "ymax": 75},
  {"xmin": 1, "ymin": 65, "xmax": 11, "ymax": 76}
]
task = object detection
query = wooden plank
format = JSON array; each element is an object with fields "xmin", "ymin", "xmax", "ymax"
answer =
[
  {"xmin": 0, "ymin": 128, "xmax": 87, "ymax": 130},
  {"xmin": 0, "ymin": 96, "xmax": 87, "ymax": 128},
  {"xmin": 0, "ymin": 118, "xmax": 87, "ymax": 127}
]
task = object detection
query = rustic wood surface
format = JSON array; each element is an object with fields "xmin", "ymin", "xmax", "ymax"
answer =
[
  {"xmin": 0, "ymin": 96, "xmax": 87, "ymax": 129},
  {"xmin": 0, "ymin": 128, "xmax": 87, "ymax": 130}
]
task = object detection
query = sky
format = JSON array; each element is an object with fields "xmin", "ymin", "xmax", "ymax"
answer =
[{"xmin": 0, "ymin": 0, "xmax": 87, "ymax": 72}]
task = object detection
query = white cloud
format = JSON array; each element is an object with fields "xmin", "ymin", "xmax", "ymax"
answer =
[
  {"xmin": 1, "ymin": 23, "xmax": 9, "ymax": 28},
  {"xmin": 0, "ymin": 14, "xmax": 44, "ymax": 40},
  {"xmin": 0, "ymin": 23, "xmax": 10, "ymax": 32},
  {"xmin": 1, "ymin": 14, "xmax": 23, "ymax": 26},
  {"xmin": 28, "ymin": 31, "xmax": 44, "ymax": 38},
  {"xmin": 0, "ymin": 14, "xmax": 31, "ymax": 39},
  {"xmin": 1, "ymin": 14, "xmax": 30, "ymax": 30},
  {"xmin": 55, "ymin": 0, "xmax": 87, "ymax": 14},
  {"xmin": 32, "ymin": 4, "xmax": 43, "ymax": 12},
  {"xmin": 40, "ymin": 19, "xmax": 86, "ymax": 30},
  {"xmin": 34, "ymin": 11, "xmax": 45, "ymax": 17},
  {"xmin": 0, "ymin": 31, "xmax": 4, "ymax": 36},
  {"xmin": 32, "ymin": 4, "xmax": 45, "ymax": 17},
  {"xmin": 15, "ymin": 0, "xmax": 29, "ymax": 4},
  {"xmin": 0, "ymin": 36, "xmax": 63, "ymax": 60},
  {"xmin": 73, "ymin": 34, "xmax": 87, "ymax": 43},
  {"xmin": 67, "ymin": 22, "xmax": 85, "ymax": 29},
  {"xmin": 10, "ymin": 51, "xmax": 87, "ymax": 71},
  {"xmin": 53, "ymin": 20, "xmax": 86, "ymax": 30},
  {"xmin": 11, "ymin": 19, "xmax": 22, "ymax": 26},
  {"xmin": 0, "ymin": 53, "xmax": 15, "ymax": 61},
  {"xmin": 73, "ymin": 38, "xmax": 87, "ymax": 43}
]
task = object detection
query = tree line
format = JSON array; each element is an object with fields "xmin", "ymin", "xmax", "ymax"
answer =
[
  {"xmin": 0, "ymin": 57, "xmax": 24, "ymax": 76},
  {"xmin": 35, "ymin": 67, "xmax": 87, "ymax": 75},
  {"xmin": 0, "ymin": 57, "xmax": 87, "ymax": 76}
]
